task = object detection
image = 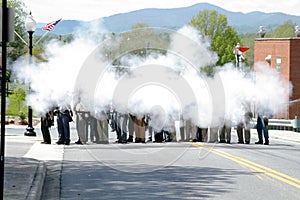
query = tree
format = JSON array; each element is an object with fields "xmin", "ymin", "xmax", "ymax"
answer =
[
  {"xmin": 239, "ymin": 32, "xmax": 257, "ymax": 67},
  {"xmin": 103, "ymin": 23, "xmax": 169, "ymax": 75},
  {"xmin": 0, "ymin": 0, "xmax": 28, "ymax": 61},
  {"xmin": 189, "ymin": 10, "xmax": 241, "ymax": 74},
  {"xmin": 7, "ymin": 84, "xmax": 26, "ymax": 116},
  {"xmin": 118, "ymin": 23, "xmax": 168, "ymax": 57},
  {"xmin": 105, "ymin": 23, "xmax": 169, "ymax": 75},
  {"xmin": 269, "ymin": 21, "xmax": 295, "ymax": 38}
]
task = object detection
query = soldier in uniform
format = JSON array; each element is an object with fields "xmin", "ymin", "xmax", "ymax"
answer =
[
  {"xmin": 145, "ymin": 114, "xmax": 153, "ymax": 142},
  {"xmin": 185, "ymin": 119, "xmax": 197, "ymax": 142},
  {"xmin": 55, "ymin": 105, "xmax": 73, "ymax": 145},
  {"xmin": 117, "ymin": 112, "xmax": 128, "ymax": 143},
  {"xmin": 40, "ymin": 110, "xmax": 54, "ymax": 144},
  {"xmin": 133, "ymin": 115, "xmax": 147, "ymax": 143},
  {"xmin": 219, "ymin": 119, "xmax": 231, "ymax": 144},
  {"xmin": 244, "ymin": 112, "xmax": 252, "ymax": 144},
  {"xmin": 127, "ymin": 113, "xmax": 134, "ymax": 142},
  {"xmin": 164, "ymin": 115, "xmax": 176, "ymax": 142},
  {"xmin": 90, "ymin": 115, "xmax": 98, "ymax": 143},
  {"xmin": 74, "ymin": 99, "xmax": 89, "ymax": 144},
  {"xmin": 263, "ymin": 116, "xmax": 269, "ymax": 145},
  {"xmin": 236, "ymin": 120, "xmax": 244, "ymax": 144},
  {"xmin": 237, "ymin": 112, "xmax": 253, "ymax": 144},
  {"xmin": 94, "ymin": 110, "xmax": 109, "ymax": 144},
  {"xmin": 255, "ymin": 114, "xmax": 269, "ymax": 145},
  {"xmin": 179, "ymin": 115, "xmax": 185, "ymax": 142},
  {"xmin": 200, "ymin": 127, "xmax": 208, "ymax": 142}
]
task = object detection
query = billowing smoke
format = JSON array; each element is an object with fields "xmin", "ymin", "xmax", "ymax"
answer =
[
  {"xmin": 216, "ymin": 63, "xmax": 291, "ymax": 126},
  {"xmin": 13, "ymin": 26, "xmax": 102, "ymax": 113},
  {"xmin": 13, "ymin": 24, "xmax": 291, "ymax": 131}
]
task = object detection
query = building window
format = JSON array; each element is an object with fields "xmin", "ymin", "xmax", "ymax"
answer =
[{"xmin": 276, "ymin": 56, "xmax": 282, "ymax": 72}]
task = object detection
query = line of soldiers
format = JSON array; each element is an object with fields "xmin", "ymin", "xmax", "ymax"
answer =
[
  {"xmin": 72, "ymin": 110, "xmax": 257, "ymax": 145},
  {"xmin": 41, "ymin": 106, "xmax": 268, "ymax": 145}
]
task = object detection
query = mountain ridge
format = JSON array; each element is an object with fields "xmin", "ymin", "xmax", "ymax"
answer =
[{"xmin": 36, "ymin": 3, "xmax": 300, "ymax": 35}]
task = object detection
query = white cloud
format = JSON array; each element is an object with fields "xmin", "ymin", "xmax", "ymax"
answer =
[{"xmin": 23, "ymin": 0, "xmax": 300, "ymax": 23}]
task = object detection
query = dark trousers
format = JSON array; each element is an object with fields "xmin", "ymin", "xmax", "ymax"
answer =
[
  {"xmin": 154, "ymin": 131, "xmax": 164, "ymax": 142},
  {"xmin": 257, "ymin": 127, "xmax": 263, "ymax": 142},
  {"xmin": 196, "ymin": 127, "xmax": 203, "ymax": 142},
  {"xmin": 237, "ymin": 125, "xmax": 244, "ymax": 143},
  {"xmin": 180, "ymin": 127, "xmax": 185, "ymax": 141},
  {"xmin": 41, "ymin": 117, "xmax": 51, "ymax": 143},
  {"xmin": 258, "ymin": 127, "xmax": 269, "ymax": 142},
  {"xmin": 57, "ymin": 112, "xmax": 70, "ymax": 143},
  {"xmin": 263, "ymin": 127, "xmax": 269, "ymax": 142}
]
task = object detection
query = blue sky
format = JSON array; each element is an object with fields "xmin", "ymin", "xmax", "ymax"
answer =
[{"xmin": 24, "ymin": 0, "xmax": 300, "ymax": 22}]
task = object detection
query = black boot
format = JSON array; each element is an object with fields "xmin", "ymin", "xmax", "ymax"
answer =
[
  {"xmin": 75, "ymin": 140, "xmax": 83, "ymax": 145},
  {"xmin": 127, "ymin": 135, "xmax": 133, "ymax": 142},
  {"xmin": 135, "ymin": 138, "xmax": 141, "ymax": 143},
  {"xmin": 255, "ymin": 140, "xmax": 263, "ymax": 144},
  {"xmin": 264, "ymin": 140, "xmax": 269, "ymax": 145}
]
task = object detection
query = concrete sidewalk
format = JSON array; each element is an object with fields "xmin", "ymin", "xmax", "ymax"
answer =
[
  {"xmin": 4, "ymin": 157, "xmax": 46, "ymax": 200},
  {"xmin": 3, "ymin": 128, "xmax": 300, "ymax": 200},
  {"xmin": 268, "ymin": 129, "xmax": 300, "ymax": 143},
  {"xmin": 248, "ymin": 129, "xmax": 300, "ymax": 143}
]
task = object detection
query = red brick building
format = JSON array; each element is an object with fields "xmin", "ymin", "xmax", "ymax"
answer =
[{"xmin": 254, "ymin": 38, "xmax": 300, "ymax": 119}]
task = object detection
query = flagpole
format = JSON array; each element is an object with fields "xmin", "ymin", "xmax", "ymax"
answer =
[
  {"xmin": 35, "ymin": 18, "xmax": 62, "ymax": 45},
  {"xmin": 35, "ymin": 31, "xmax": 49, "ymax": 45}
]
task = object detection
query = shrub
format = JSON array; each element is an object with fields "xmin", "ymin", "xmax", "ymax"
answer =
[{"xmin": 19, "ymin": 112, "xmax": 26, "ymax": 121}]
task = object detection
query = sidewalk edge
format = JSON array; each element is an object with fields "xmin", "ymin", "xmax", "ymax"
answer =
[{"xmin": 26, "ymin": 161, "xmax": 46, "ymax": 200}]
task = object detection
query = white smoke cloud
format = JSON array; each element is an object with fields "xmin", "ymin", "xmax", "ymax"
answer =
[
  {"xmin": 14, "ymin": 31, "xmax": 99, "ymax": 113},
  {"xmin": 253, "ymin": 63, "xmax": 292, "ymax": 115},
  {"xmin": 217, "ymin": 63, "xmax": 291, "ymax": 124},
  {"xmin": 13, "ymin": 24, "xmax": 291, "ymax": 130},
  {"xmin": 169, "ymin": 25, "xmax": 218, "ymax": 69}
]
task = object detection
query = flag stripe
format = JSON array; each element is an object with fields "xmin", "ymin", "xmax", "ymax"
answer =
[{"xmin": 42, "ymin": 19, "xmax": 61, "ymax": 31}]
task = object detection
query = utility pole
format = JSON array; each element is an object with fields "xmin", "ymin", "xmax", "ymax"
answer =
[
  {"xmin": 0, "ymin": 2, "xmax": 14, "ymax": 198},
  {"xmin": 0, "ymin": 1, "xmax": 8, "ymax": 198}
]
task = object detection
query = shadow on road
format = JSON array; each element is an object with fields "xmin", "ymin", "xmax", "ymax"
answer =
[{"xmin": 58, "ymin": 160, "xmax": 250, "ymax": 200}]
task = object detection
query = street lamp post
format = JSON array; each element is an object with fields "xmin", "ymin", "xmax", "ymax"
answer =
[{"xmin": 24, "ymin": 12, "xmax": 36, "ymax": 136}]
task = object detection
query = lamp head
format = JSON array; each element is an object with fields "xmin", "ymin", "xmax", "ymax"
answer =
[{"xmin": 25, "ymin": 12, "xmax": 37, "ymax": 33}]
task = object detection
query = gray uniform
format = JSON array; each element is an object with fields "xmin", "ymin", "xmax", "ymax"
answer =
[
  {"xmin": 75, "ymin": 102, "xmax": 89, "ymax": 144},
  {"xmin": 185, "ymin": 119, "xmax": 197, "ymax": 142},
  {"xmin": 95, "ymin": 111, "xmax": 109, "ymax": 144},
  {"xmin": 237, "ymin": 112, "xmax": 252, "ymax": 144},
  {"xmin": 219, "ymin": 119, "xmax": 231, "ymax": 143}
]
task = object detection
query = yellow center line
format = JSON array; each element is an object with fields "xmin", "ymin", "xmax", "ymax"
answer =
[{"xmin": 192, "ymin": 143, "xmax": 300, "ymax": 189}]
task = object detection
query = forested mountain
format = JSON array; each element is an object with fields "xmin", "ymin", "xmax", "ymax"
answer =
[{"xmin": 36, "ymin": 3, "xmax": 300, "ymax": 35}]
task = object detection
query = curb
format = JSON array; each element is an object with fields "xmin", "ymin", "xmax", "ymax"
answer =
[{"xmin": 26, "ymin": 161, "xmax": 47, "ymax": 200}]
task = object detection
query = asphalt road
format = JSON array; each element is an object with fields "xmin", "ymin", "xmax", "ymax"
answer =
[
  {"xmin": 4, "ymin": 126, "xmax": 300, "ymax": 200},
  {"xmin": 59, "ymin": 142, "xmax": 300, "ymax": 200}
]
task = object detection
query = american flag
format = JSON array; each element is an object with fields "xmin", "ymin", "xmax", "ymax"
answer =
[{"xmin": 42, "ymin": 19, "xmax": 62, "ymax": 31}]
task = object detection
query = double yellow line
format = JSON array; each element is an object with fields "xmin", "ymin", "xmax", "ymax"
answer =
[{"xmin": 192, "ymin": 143, "xmax": 300, "ymax": 189}]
